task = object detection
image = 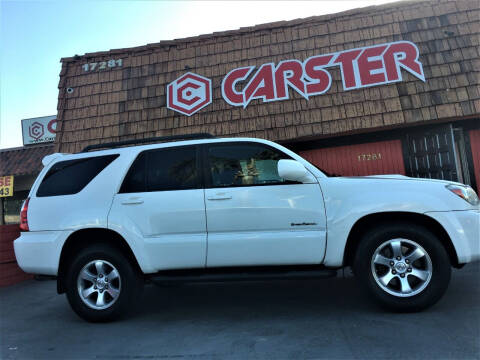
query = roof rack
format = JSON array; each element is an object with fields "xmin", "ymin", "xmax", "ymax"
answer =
[{"xmin": 80, "ymin": 133, "xmax": 215, "ymax": 153}]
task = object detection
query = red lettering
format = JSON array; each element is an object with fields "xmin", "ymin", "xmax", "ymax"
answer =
[
  {"xmin": 274, "ymin": 60, "xmax": 306, "ymax": 99},
  {"xmin": 383, "ymin": 41, "xmax": 425, "ymax": 82},
  {"xmin": 220, "ymin": 41, "xmax": 425, "ymax": 108},
  {"xmin": 1, "ymin": 177, "xmax": 11, "ymax": 186},
  {"xmin": 47, "ymin": 119, "xmax": 57, "ymax": 134},
  {"xmin": 221, "ymin": 66, "xmax": 254, "ymax": 106},
  {"xmin": 358, "ymin": 45, "xmax": 387, "ymax": 86},
  {"xmin": 332, "ymin": 49, "xmax": 362, "ymax": 90},
  {"xmin": 304, "ymin": 55, "xmax": 333, "ymax": 96},
  {"xmin": 244, "ymin": 63, "xmax": 276, "ymax": 107}
]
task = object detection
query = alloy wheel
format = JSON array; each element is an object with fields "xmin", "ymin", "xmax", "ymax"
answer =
[
  {"xmin": 371, "ymin": 238, "xmax": 433, "ymax": 297},
  {"xmin": 77, "ymin": 260, "xmax": 122, "ymax": 310}
]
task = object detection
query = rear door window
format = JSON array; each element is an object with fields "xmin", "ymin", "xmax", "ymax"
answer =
[
  {"xmin": 120, "ymin": 145, "xmax": 199, "ymax": 193},
  {"xmin": 36, "ymin": 154, "xmax": 119, "ymax": 197}
]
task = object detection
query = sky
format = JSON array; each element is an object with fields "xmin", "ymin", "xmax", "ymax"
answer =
[{"xmin": 0, "ymin": 0, "xmax": 397, "ymax": 149}]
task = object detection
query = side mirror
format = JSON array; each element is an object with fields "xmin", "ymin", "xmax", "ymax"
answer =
[{"xmin": 277, "ymin": 159, "xmax": 315, "ymax": 183}]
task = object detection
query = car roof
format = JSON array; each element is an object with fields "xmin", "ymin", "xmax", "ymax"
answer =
[{"xmin": 45, "ymin": 137, "xmax": 282, "ymax": 162}]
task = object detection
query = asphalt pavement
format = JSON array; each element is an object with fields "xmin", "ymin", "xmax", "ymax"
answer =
[{"xmin": 1, "ymin": 263, "xmax": 479, "ymax": 359}]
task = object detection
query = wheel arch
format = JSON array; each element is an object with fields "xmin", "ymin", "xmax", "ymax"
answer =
[
  {"xmin": 343, "ymin": 212, "xmax": 460, "ymax": 268},
  {"xmin": 57, "ymin": 228, "xmax": 143, "ymax": 294}
]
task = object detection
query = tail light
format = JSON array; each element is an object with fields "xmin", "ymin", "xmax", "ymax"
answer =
[{"xmin": 19, "ymin": 197, "xmax": 30, "ymax": 231}]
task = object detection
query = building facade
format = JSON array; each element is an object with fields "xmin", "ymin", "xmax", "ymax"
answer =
[
  {"xmin": 50, "ymin": 0, "xmax": 477, "ymax": 191},
  {"xmin": 0, "ymin": 144, "xmax": 53, "ymax": 286},
  {"xmin": 0, "ymin": 115, "xmax": 56, "ymax": 286}
]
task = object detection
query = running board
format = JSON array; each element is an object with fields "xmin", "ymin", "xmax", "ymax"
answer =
[{"xmin": 148, "ymin": 266, "xmax": 337, "ymax": 284}]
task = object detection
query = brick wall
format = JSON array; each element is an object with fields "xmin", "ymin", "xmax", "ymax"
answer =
[
  {"xmin": 0, "ymin": 225, "xmax": 32, "ymax": 287},
  {"xmin": 55, "ymin": 0, "xmax": 479, "ymax": 153}
]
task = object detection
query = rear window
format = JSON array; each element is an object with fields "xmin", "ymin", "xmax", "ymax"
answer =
[{"xmin": 36, "ymin": 154, "xmax": 119, "ymax": 197}]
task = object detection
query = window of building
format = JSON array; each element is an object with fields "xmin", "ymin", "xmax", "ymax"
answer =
[
  {"xmin": 2, "ymin": 190, "xmax": 29, "ymax": 224},
  {"xmin": 207, "ymin": 143, "xmax": 292, "ymax": 187}
]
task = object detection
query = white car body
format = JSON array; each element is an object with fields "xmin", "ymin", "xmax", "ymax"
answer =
[{"xmin": 14, "ymin": 137, "xmax": 480, "ymax": 277}]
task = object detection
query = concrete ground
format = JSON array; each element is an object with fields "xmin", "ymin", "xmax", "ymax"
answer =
[{"xmin": 1, "ymin": 263, "xmax": 479, "ymax": 360}]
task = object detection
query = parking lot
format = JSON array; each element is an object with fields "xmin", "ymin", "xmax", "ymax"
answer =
[{"xmin": 1, "ymin": 263, "xmax": 479, "ymax": 360}]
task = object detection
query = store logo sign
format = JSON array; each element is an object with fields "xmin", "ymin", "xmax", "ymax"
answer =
[
  {"xmin": 222, "ymin": 41, "xmax": 425, "ymax": 108},
  {"xmin": 21, "ymin": 115, "xmax": 57, "ymax": 145},
  {"xmin": 167, "ymin": 72, "xmax": 212, "ymax": 116},
  {"xmin": 166, "ymin": 41, "xmax": 425, "ymax": 115},
  {"xmin": 29, "ymin": 121, "xmax": 45, "ymax": 140}
]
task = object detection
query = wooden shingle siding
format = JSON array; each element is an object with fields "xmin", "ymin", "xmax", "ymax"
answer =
[{"xmin": 55, "ymin": 0, "xmax": 480, "ymax": 153}]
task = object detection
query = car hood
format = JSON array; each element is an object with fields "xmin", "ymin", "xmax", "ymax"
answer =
[{"xmin": 338, "ymin": 174, "xmax": 465, "ymax": 187}]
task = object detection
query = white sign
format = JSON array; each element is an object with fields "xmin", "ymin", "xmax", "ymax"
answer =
[{"xmin": 21, "ymin": 115, "xmax": 57, "ymax": 145}]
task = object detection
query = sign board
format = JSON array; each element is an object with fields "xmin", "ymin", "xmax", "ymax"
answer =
[
  {"xmin": 21, "ymin": 115, "xmax": 57, "ymax": 145},
  {"xmin": 167, "ymin": 40, "xmax": 425, "ymax": 116},
  {"xmin": 0, "ymin": 176, "xmax": 14, "ymax": 197}
]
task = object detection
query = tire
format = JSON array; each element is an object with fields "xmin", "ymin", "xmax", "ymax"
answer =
[
  {"xmin": 65, "ymin": 243, "xmax": 143, "ymax": 322},
  {"xmin": 353, "ymin": 222, "xmax": 451, "ymax": 312}
]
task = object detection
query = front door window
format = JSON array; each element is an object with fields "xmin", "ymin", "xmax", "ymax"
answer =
[{"xmin": 207, "ymin": 143, "xmax": 290, "ymax": 188}]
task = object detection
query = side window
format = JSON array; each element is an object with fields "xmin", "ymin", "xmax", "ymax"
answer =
[
  {"xmin": 120, "ymin": 146, "xmax": 199, "ymax": 193},
  {"xmin": 207, "ymin": 143, "xmax": 292, "ymax": 187},
  {"xmin": 37, "ymin": 154, "xmax": 119, "ymax": 197},
  {"xmin": 119, "ymin": 152, "xmax": 146, "ymax": 193}
]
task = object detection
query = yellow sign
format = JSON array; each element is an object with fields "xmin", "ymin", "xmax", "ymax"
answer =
[{"xmin": 0, "ymin": 176, "xmax": 14, "ymax": 197}]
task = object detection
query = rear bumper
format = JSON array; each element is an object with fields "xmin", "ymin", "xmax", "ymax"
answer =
[
  {"xmin": 14, "ymin": 230, "xmax": 72, "ymax": 276},
  {"xmin": 425, "ymin": 209, "xmax": 480, "ymax": 264}
]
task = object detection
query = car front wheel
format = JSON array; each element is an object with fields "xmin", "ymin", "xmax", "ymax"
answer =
[{"xmin": 353, "ymin": 223, "xmax": 451, "ymax": 312}]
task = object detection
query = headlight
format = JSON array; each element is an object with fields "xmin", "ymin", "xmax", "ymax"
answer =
[{"xmin": 446, "ymin": 184, "xmax": 479, "ymax": 205}]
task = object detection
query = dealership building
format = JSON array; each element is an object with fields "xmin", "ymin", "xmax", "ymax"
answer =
[
  {"xmin": 53, "ymin": 0, "xmax": 479, "ymax": 191},
  {"xmin": 0, "ymin": 0, "xmax": 479, "ymax": 285}
]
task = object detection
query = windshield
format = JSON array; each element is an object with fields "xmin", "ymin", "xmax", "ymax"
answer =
[{"xmin": 309, "ymin": 163, "xmax": 341, "ymax": 177}]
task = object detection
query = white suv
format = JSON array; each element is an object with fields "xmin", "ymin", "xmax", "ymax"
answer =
[{"xmin": 14, "ymin": 134, "xmax": 480, "ymax": 322}]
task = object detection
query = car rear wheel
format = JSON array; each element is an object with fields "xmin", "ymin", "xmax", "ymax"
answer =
[
  {"xmin": 353, "ymin": 223, "xmax": 451, "ymax": 312},
  {"xmin": 66, "ymin": 243, "xmax": 143, "ymax": 322}
]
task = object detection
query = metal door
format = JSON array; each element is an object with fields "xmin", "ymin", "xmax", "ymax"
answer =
[{"xmin": 404, "ymin": 125, "xmax": 458, "ymax": 181}]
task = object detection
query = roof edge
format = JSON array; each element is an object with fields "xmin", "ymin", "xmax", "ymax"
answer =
[{"xmin": 0, "ymin": 144, "xmax": 55, "ymax": 154}]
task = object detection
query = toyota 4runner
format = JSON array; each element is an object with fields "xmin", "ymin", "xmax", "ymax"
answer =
[{"xmin": 14, "ymin": 134, "xmax": 480, "ymax": 322}]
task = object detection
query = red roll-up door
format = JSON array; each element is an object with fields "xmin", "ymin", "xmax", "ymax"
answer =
[
  {"xmin": 299, "ymin": 139, "xmax": 405, "ymax": 177},
  {"xmin": 469, "ymin": 129, "xmax": 480, "ymax": 194}
]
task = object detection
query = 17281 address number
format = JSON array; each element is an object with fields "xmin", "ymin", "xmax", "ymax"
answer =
[{"xmin": 82, "ymin": 59, "xmax": 123, "ymax": 72}]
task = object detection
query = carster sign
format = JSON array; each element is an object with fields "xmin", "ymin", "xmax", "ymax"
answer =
[
  {"xmin": 21, "ymin": 115, "xmax": 57, "ymax": 145},
  {"xmin": 222, "ymin": 41, "xmax": 425, "ymax": 107},
  {"xmin": 167, "ymin": 41, "xmax": 425, "ymax": 116}
]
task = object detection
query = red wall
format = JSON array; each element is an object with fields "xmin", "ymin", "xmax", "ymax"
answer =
[
  {"xmin": 299, "ymin": 139, "xmax": 406, "ymax": 176},
  {"xmin": 469, "ymin": 129, "xmax": 480, "ymax": 194},
  {"xmin": 0, "ymin": 225, "xmax": 32, "ymax": 287}
]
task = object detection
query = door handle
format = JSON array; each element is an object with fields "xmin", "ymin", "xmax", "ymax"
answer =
[
  {"xmin": 121, "ymin": 197, "xmax": 144, "ymax": 205},
  {"xmin": 207, "ymin": 193, "xmax": 232, "ymax": 201}
]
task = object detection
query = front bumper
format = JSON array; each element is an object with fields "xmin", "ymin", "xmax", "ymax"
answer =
[
  {"xmin": 425, "ymin": 209, "xmax": 480, "ymax": 264},
  {"xmin": 14, "ymin": 230, "xmax": 72, "ymax": 276}
]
